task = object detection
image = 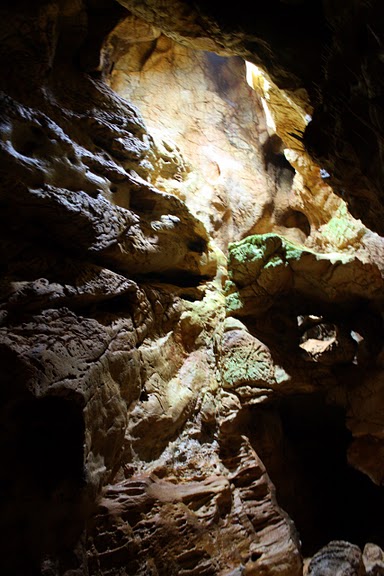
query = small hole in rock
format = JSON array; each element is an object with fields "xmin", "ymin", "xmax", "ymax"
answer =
[
  {"xmin": 280, "ymin": 208, "xmax": 311, "ymax": 237},
  {"xmin": 187, "ymin": 238, "xmax": 207, "ymax": 253},
  {"xmin": 30, "ymin": 125, "xmax": 44, "ymax": 137},
  {"xmin": 18, "ymin": 140, "xmax": 38, "ymax": 156},
  {"xmin": 262, "ymin": 134, "xmax": 295, "ymax": 173}
]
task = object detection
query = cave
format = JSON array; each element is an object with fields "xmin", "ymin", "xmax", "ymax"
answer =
[{"xmin": 2, "ymin": 1, "xmax": 384, "ymax": 575}]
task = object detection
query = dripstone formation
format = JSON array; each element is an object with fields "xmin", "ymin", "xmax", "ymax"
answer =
[{"xmin": 1, "ymin": 1, "xmax": 384, "ymax": 575}]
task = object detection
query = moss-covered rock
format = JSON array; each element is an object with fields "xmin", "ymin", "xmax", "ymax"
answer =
[{"xmin": 226, "ymin": 233, "xmax": 383, "ymax": 318}]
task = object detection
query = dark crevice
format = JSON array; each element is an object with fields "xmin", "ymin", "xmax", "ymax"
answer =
[
  {"xmin": 0, "ymin": 395, "xmax": 86, "ymax": 575},
  {"xmin": 241, "ymin": 394, "xmax": 384, "ymax": 557},
  {"xmin": 131, "ymin": 271, "xmax": 212, "ymax": 288},
  {"xmin": 279, "ymin": 208, "xmax": 311, "ymax": 237},
  {"xmin": 262, "ymin": 134, "xmax": 295, "ymax": 173}
]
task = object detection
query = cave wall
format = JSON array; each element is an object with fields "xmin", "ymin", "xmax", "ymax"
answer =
[{"xmin": 1, "ymin": 1, "xmax": 384, "ymax": 575}]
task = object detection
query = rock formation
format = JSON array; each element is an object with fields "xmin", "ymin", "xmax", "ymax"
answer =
[{"xmin": 1, "ymin": 1, "xmax": 384, "ymax": 575}]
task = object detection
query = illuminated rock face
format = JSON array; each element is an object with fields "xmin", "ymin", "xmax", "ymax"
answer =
[
  {"xmin": 105, "ymin": 27, "xmax": 303, "ymax": 249},
  {"xmin": 118, "ymin": 0, "xmax": 384, "ymax": 237},
  {"xmin": 1, "ymin": 1, "xmax": 384, "ymax": 576}
]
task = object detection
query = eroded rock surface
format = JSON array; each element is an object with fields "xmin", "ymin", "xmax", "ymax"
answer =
[
  {"xmin": 89, "ymin": 435, "xmax": 302, "ymax": 575},
  {"xmin": 106, "ymin": 28, "xmax": 301, "ymax": 249},
  {"xmin": 119, "ymin": 0, "xmax": 384, "ymax": 236},
  {"xmin": 226, "ymin": 233, "xmax": 384, "ymax": 316}
]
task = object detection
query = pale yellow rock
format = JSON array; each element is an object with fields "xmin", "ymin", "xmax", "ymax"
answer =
[
  {"xmin": 245, "ymin": 61, "xmax": 375, "ymax": 256},
  {"xmin": 108, "ymin": 33, "xmax": 302, "ymax": 249}
]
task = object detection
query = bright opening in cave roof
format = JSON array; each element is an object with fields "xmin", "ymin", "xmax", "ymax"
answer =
[{"xmin": 103, "ymin": 27, "xmax": 328, "ymax": 250}]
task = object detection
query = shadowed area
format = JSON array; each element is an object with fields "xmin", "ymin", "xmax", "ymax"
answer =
[
  {"xmin": 0, "ymin": 395, "xmax": 86, "ymax": 574},
  {"xmin": 245, "ymin": 394, "xmax": 384, "ymax": 557}
]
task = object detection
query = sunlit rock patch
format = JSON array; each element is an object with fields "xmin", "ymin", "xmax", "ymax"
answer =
[{"xmin": 104, "ymin": 24, "xmax": 308, "ymax": 249}]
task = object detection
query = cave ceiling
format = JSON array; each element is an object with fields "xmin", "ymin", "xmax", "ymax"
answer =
[{"xmin": 115, "ymin": 0, "xmax": 384, "ymax": 235}]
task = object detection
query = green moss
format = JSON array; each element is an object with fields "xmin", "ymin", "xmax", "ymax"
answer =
[
  {"xmin": 228, "ymin": 233, "xmax": 308, "ymax": 265},
  {"xmin": 226, "ymin": 233, "xmax": 308, "ymax": 313},
  {"xmin": 225, "ymin": 233, "xmax": 335, "ymax": 316},
  {"xmin": 225, "ymin": 292, "xmax": 243, "ymax": 314},
  {"xmin": 222, "ymin": 357, "xmax": 271, "ymax": 388},
  {"xmin": 264, "ymin": 254, "xmax": 284, "ymax": 269},
  {"xmin": 228, "ymin": 233, "xmax": 310, "ymax": 284},
  {"xmin": 228, "ymin": 233, "xmax": 282, "ymax": 263},
  {"xmin": 223, "ymin": 279, "xmax": 236, "ymax": 294},
  {"xmin": 320, "ymin": 203, "xmax": 366, "ymax": 249},
  {"xmin": 285, "ymin": 241, "xmax": 307, "ymax": 261}
]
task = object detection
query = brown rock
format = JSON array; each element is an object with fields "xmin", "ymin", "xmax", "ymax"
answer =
[
  {"xmin": 88, "ymin": 435, "xmax": 302, "ymax": 576},
  {"xmin": 226, "ymin": 234, "xmax": 384, "ymax": 319}
]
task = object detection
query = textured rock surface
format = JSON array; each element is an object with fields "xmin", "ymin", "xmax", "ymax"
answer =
[
  {"xmin": 119, "ymin": 0, "xmax": 384, "ymax": 236},
  {"xmin": 2, "ymin": 1, "xmax": 384, "ymax": 575},
  {"xmin": 88, "ymin": 436, "xmax": 302, "ymax": 575},
  {"xmin": 106, "ymin": 29, "xmax": 301, "ymax": 249},
  {"xmin": 362, "ymin": 543, "xmax": 384, "ymax": 576},
  {"xmin": 306, "ymin": 541, "xmax": 366, "ymax": 576}
]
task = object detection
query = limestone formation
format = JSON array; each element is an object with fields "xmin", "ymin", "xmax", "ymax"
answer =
[
  {"xmin": 1, "ymin": 1, "xmax": 384, "ymax": 575},
  {"xmin": 88, "ymin": 435, "xmax": 302, "ymax": 575}
]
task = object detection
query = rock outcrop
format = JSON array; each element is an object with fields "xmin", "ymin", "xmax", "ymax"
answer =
[{"xmin": 119, "ymin": 0, "xmax": 384, "ymax": 236}]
